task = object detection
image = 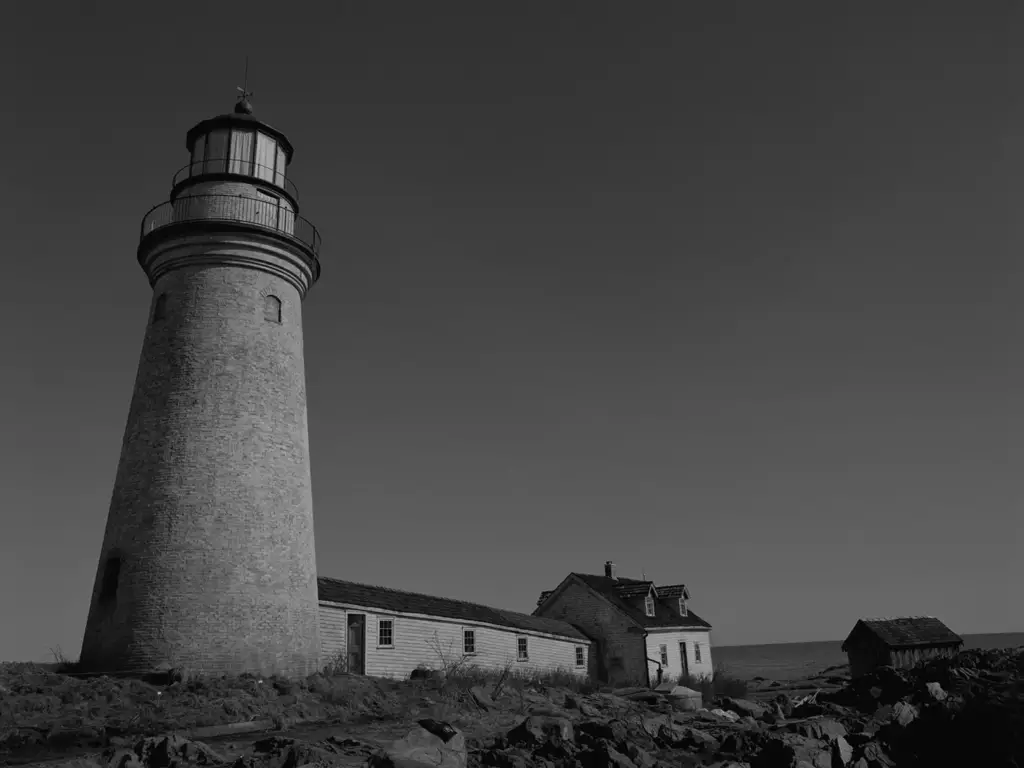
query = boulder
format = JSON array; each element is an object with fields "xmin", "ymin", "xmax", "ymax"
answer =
[
  {"xmin": 369, "ymin": 723, "xmax": 467, "ymax": 768},
  {"xmin": 722, "ymin": 698, "xmax": 768, "ymax": 720},
  {"xmin": 831, "ymin": 735, "xmax": 853, "ymax": 767},
  {"xmin": 710, "ymin": 708, "xmax": 741, "ymax": 722},
  {"xmin": 923, "ymin": 681, "xmax": 947, "ymax": 702},
  {"xmin": 108, "ymin": 735, "xmax": 224, "ymax": 768},
  {"xmin": 506, "ymin": 715, "xmax": 574, "ymax": 748},
  {"xmin": 752, "ymin": 734, "xmax": 831, "ymax": 768},
  {"xmin": 788, "ymin": 718, "xmax": 847, "ymax": 741}
]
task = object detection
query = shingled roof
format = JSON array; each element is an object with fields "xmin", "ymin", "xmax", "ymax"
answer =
[
  {"xmin": 539, "ymin": 573, "xmax": 711, "ymax": 630},
  {"xmin": 841, "ymin": 616, "xmax": 964, "ymax": 652},
  {"xmin": 318, "ymin": 577, "xmax": 590, "ymax": 641}
]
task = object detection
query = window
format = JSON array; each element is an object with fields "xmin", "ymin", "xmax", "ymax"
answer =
[
  {"xmin": 463, "ymin": 629, "xmax": 476, "ymax": 655},
  {"xmin": 679, "ymin": 597, "xmax": 688, "ymax": 617},
  {"xmin": 99, "ymin": 556, "xmax": 121, "ymax": 605},
  {"xmin": 694, "ymin": 643, "xmax": 702, "ymax": 663},
  {"xmin": 517, "ymin": 636, "xmax": 529, "ymax": 661},
  {"xmin": 659, "ymin": 644, "xmax": 668, "ymax": 666},
  {"xmin": 229, "ymin": 129, "xmax": 255, "ymax": 175},
  {"xmin": 255, "ymin": 132, "xmax": 277, "ymax": 182},
  {"xmin": 205, "ymin": 129, "xmax": 229, "ymax": 174},
  {"xmin": 152, "ymin": 293, "xmax": 167, "ymax": 323},
  {"xmin": 275, "ymin": 145, "xmax": 288, "ymax": 188},
  {"xmin": 575, "ymin": 646, "xmax": 585, "ymax": 667},
  {"xmin": 378, "ymin": 619, "xmax": 394, "ymax": 647},
  {"xmin": 191, "ymin": 134, "xmax": 206, "ymax": 173},
  {"xmin": 264, "ymin": 295, "xmax": 282, "ymax": 323},
  {"xmin": 644, "ymin": 594, "xmax": 655, "ymax": 617}
]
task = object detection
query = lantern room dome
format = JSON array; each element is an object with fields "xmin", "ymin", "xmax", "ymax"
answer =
[{"xmin": 174, "ymin": 101, "xmax": 298, "ymax": 207}]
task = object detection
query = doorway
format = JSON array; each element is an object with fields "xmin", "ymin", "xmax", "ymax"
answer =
[
  {"xmin": 679, "ymin": 642, "xmax": 689, "ymax": 678},
  {"xmin": 347, "ymin": 614, "xmax": 366, "ymax": 675}
]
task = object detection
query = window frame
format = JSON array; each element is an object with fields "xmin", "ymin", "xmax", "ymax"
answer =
[
  {"xmin": 644, "ymin": 594, "xmax": 656, "ymax": 617},
  {"xmin": 694, "ymin": 643, "xmax": 702, "ymax": 663},
  {"xmin": 263, "ymin": 294, "xmax": 282, "ymax": 323},
  {"xmin": 575, "ymin": 645, "xmax": 585, "ymax": 668},
  {"xmin": 679, "ymin": 597, "xmax": 688, "ymax": 617},
  {"xmin": 516, "ymin": 636, "xmax": 529, "ymax": 661},
  {"xmin": 463, "ymin": 629, "xmax": 476, "ymax": 655},
  {"xmin": 377, "ymin": 618, "xmax": 394, "ymax": 648},
  {"xmin": 659, "ymin": 644, "xmax": 668, "ymax": 666},
  {"xmin": 152, "ymin": 293, "xmax": 167, "ymax": 323}
]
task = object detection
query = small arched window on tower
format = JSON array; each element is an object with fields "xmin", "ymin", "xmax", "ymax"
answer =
[
  {"xmin": 152, "ymin": 293, "xmax": 167, "ymax": 323},
  {"xmin": 264, "ymin": 294, "xmax": 282, "ymax": 323},
  {"xmin": 99, "ymin": 555, "xmax": 121, "ymax": 606}
]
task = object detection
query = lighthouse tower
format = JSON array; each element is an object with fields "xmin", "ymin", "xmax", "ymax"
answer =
[{"xmin": 79, "ymin": 93, "xmax": 323, "ymax": 678}]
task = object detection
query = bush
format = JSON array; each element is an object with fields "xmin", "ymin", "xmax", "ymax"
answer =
[{"xmin": 677, "ymin": 663, "xmax": 748, "ymax": 700}]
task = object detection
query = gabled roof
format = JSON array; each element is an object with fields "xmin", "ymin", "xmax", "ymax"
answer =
[
  {"xmin": 841, "ymin": 616, "xmax": 964, "ymax": 652},
  {"xmin": 537, "ymin": 573, "xmax": 712, "ymax": 630},
  {"xmin": 317, "ymin": 577, "xmax": 590, "ymax": 641}
]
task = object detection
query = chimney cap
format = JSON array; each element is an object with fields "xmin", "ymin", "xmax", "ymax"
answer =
[{"xmin": 604, "ymin": 561, "xmax": 617, "ymax": 580}]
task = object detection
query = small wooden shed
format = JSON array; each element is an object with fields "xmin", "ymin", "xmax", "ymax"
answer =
[{"xmin": 841, "ymin": 616, "xmax": 964, "ymax": 678}]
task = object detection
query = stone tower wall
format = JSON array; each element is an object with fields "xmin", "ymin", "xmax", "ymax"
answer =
[{"xmin": 79, "ymin": 261, "xmax": 321, "ymax": 678}]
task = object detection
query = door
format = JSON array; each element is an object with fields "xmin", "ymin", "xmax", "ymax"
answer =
[
  {"xmin": 347, "ymin": 614, "xmax": 366, "ymax": 674},
  {"xmin": 679, "ymin": 642, "xmax": 689, "ymax": 678}
]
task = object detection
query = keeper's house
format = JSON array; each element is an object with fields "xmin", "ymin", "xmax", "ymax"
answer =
[{"xmin": 317, "ymin": 577, "xmax": 592, "ymax": 678}]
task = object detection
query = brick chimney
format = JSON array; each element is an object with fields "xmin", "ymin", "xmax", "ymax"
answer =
[{"xmin": 604, "ymin": 561, "xmax": 617, "ymax": 580}]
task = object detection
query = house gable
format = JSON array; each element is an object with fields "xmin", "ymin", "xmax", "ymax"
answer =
[{"xmin": 533, "ymin": 575, "xmax": 649, "ymax": 686}]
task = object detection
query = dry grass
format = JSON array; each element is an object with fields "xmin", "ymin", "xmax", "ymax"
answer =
[{"xmin": 677, "ymin": 663, "xmax": 749, "ymax": 700}]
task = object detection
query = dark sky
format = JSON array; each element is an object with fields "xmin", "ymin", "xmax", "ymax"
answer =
[{"xmin": 3, "ymin": 1, "xmax": 1021, "ymax": 662}]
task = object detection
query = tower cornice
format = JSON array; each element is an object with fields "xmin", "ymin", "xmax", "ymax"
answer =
[{"xmin": 138, "ymin": 227, "xmax": 320, "ymax": 298}]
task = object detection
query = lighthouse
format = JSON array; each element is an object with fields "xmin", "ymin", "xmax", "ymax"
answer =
[{"xmin": 79, "ymin": 92, "xmax": 323, "ymax": 678}]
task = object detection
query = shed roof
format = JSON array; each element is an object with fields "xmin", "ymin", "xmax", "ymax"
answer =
[
  {"xmin": 538, "ymin": 573, "xmax": 711, "ymax": 630},
  {"xmin": 317, "ymin": 577, "xmax": 590, "ymax": 641},
  {"xmin": 841, "ymin": 616, "xmax": 964, "ymax": 651}
]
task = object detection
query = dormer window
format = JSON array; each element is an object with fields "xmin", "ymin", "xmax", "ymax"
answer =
[
  {"xmin": 644, "ymin": 594, "xmax": 655, "ymax": 617},
  {"xmin": 679, "ymin": 597, "xmax": 688, "ymax": 617}
]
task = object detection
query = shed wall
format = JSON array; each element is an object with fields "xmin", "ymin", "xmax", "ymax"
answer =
[{"xmin": 318, "ymin": 602, "xmax": 589, "ymax": 680}]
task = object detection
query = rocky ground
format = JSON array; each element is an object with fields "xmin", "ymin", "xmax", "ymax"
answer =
[{"xmin": 2, "ymin": 645, "xmax": 1022, "ymax": 767}]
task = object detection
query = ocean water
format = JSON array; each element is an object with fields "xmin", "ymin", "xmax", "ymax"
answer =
[{"xmin": 712, "ymin": 632, "xmax": 1024, "ymax": 681}]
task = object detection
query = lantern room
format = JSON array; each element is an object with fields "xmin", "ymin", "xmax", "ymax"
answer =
[{"xmin": 172, "ymin": 98, "xmax": 299, "ymax": 209}]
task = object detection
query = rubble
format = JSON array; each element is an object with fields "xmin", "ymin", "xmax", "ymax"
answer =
[{"xmin": 2, "ymin": 645, "xmax": 1022, "ymax": 767}]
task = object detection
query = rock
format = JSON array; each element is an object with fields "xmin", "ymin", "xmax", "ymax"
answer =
[
  {"xmin": 589, "ymin": 743, "xmax": 638, "ymax": 767},
  {"xmin": 656, "ymin": 723, "xmax": 719, "ymax": 752},
  {"xmin": 104, "ymin": 749, "xmax": 141, "ymax": 768},
  {"xmin": 890, "ymin": 701, "xmax": 918, "ymax": 727},
  {"xmin": 506, "ymin": 715, "xmax": 574, "ymax": 748},
  {"xmin": 858, "ymin": 742, "xmax": 896, "ymax": 768},
  {"xmin": 369, "ymin": 723, "xmax": 467, "ymax": 768},
  {"xmin": 722, "ymin": 698, "xmax": 768, "ymax": 720},
  {"xmin": 788, "ymin": 718, "xmax": 847, "ymax": 741},
  {"xmin": 622, "ymin": 741, "xmax": 658, "ymax": 767},
  {"xmin": 831, "ymin": 735, "xmax": 854, "ymax": 766},
  {"xmin": 753, "ymin": 734, "xmax": 831, "ymax": 768},
  {"xmin": 248, "ymin": 736, "xmax": 342, "ymax": 768},
  {"xmin": 924, "ymin": 681, "xmax": 947, "ymax": 701},
  {"xmin": 116, "ymin": 735, "xmax": 224, "ymax": 768},
  {"xmin": 576, "ymin": 718, "xmax": 629, "ymax": 746},
  {"xmin": 710, "ymin": 708, "xmax": 741, "ymax": 722},
  {"xmin": 470, "ymin": 686, "xmax": 495, "ymax": 710}
]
